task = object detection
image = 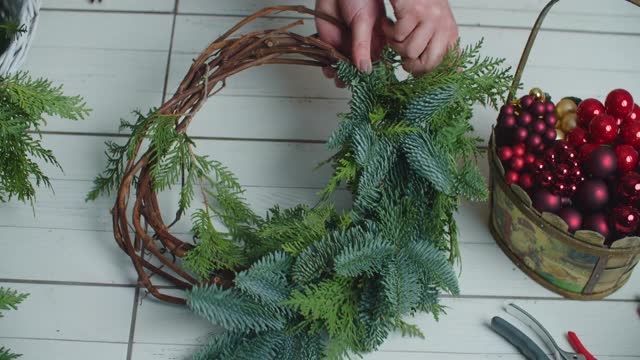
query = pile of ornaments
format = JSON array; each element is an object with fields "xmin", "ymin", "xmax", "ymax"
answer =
[{"xmin": 495, "ymin": 87, "xmax": 640, "ymax": 246}]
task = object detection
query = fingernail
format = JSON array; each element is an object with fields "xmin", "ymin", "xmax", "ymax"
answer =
[{"xmin": 359, "ymin": 60, "xmax": 372, "ymax": 74}]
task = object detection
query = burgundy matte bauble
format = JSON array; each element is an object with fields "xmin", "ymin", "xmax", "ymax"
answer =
[
  {"xmin": 543, "ymin": 148, "xmax": 557, "ymax": 165},
  {"xmin": 576, "ymin": 98, "xmax": 605, "ymax": 127},
  {"xmin": 531, "ymin": 119, "xmax": 546, "ymax": 134},
  {"xmin": 619, "ymin": 119, "xmax": 640, "ymax": 150},
  {"xmin": 610, "ymin": 205, "xmax": 640, "ymax": 236},
  {"xmin": 556, "ymin": 163, "xmax": 570, "ymax": 178},
  {"xmin": 530, "ymin": 100, "xmax": 546, "ymax": 117},
  {"xmin": 582, "ymin": 213, "xmax": 611, "ymax": 240},
  {"xmin": 537, "ymin": 170, "xmax": 554, "ymax": 188},
  {"xmin": 614, "ymin": 145, "xmax": 638, "ymax": 174},
  {"xmin": 616, "ymin": 172, "xmax": 640, "ymax": 203},
  {"xmin": 504, "ymin": 170, "xmax": 519, "ymax": 184},
  {"xmin": 578, "ymin": 143, "xmax": 600, "ymax": 161},
  {"xmin": 543, "ymin": 128, "xmax": 557, "ymax": 144},
  {"xmin": 545, "ymin": 101, "xmax": 556, "ymax": 114},
  {"xmin": 499, "ymin": 114, "xmax": 517, "ymax": 128},
  {"xmin": 510, "ymin": 156, "xmax": 525, "ymax": 171},
  {"xmin": 517, "ymin": 112, "xmax": 533, "ymax": 127},
  {"xmin": 631, "ymin": 104, "xmax": 640, "ymax": 121},
  {"xmin": 526, "ymin": 134, "xmax": 542, "ymax": 149},
  {"xmin": 576, "ymin": 179, "xmax": 609, "ymax": 211},
  {"xmin": 545, "ymin": 113, "xmax": 557, "ymax": 127},
  {"xmin": 586, "ymin": 146, "xmax": 617, "ymax": 178},
  {"xmin": 497, "ymin": 146, "xmax": 513, "ymax": 161},
  {"xmin": 566, "ymin": 127, "xmax": 588, "ymax": 148},
  {"xmin": 518, "ymin": 173, "xmax": 534, "ymax": 190},
  {"xmin": 524, "ymin": 153, "xmax": 536, "ymax": 166},
  {"xmin": 589, "ymin": 114, "xmax": 618, "ymax": 144},
  {"xmin": 500, "ymin": 104, "xmax": 516, "ymax": 117},
  {"xmin": 513, "ymin": 144, "xmax": 526, "ymax": 157},
  {"xmin": 513, "ymin": 127, "xmax": 529, "ymax": 144},
  {"xmin": 532, "ymin": 189, "xmax": 561, "ymax": 213},
  {"xmin": 557, "ymin": 207, "xmax": 582, "ymax": 233},
  {"xmin": 605, "ymin": 89, "xmax": 634, "ymax": 118},
  {"xmin": 520, "ymin": 95, "xmax": 535, "ymax": 109}
]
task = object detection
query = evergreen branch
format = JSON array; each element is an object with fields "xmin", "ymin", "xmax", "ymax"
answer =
[
  {"xmin": 0, "ymin": 347, "xmax": 21, "ymax": 360},
  {"xmin": 334, "ymin": 234, "xmax": 392, "ymax": 277},
  {"xmin": 404, "ymin": 85, "xmax": 458, "ymax": 127},
  {"xmin": 0, "ymin": 20, "xmax": 26, "ymax": 39},
  {"xmin": 402, "ymin": 132, "xmax": 455, "ymax": 195},
  {"xmin": 393, "ymin": 320, "xmax": 425, "ymax": 339},
  {"xmin": 0, "ymin": 288, "xmax": 28, "ymax": 317},
  {"xmin": 403, "ymin": 240, "xmax": 460, "ymax": 295}
]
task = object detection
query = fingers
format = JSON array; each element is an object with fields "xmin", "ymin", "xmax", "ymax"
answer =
[
  {"xmin": 315, "ymin": 0, "xmax": 343, "ymax": 50},
  {"xmin": 381, "ymin": 14, "xmax": 416, "ymax": 43},
  {"xmin": 389, "ymin": 22, "xmax": 433, "ymax": 60},
  {"xmin": 351, "ymin": 10, "xmax": 376, "ymax": 73}
]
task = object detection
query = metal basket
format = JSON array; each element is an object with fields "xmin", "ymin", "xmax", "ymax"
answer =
[
  {"xmin": 0, "ymin": 0, "xmax": 41, "ymax": 76},
  {"xmin": 488, "ymin": 0, "xmax": 640, "ymax": 300}
]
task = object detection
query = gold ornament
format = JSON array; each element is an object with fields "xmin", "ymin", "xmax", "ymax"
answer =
[
  {"xmin": 555, "ymin": 98, "xmax": 578, "ymax": 119},
  {"xmin": 529, "ymin": 87, "xmax": 546, "ymax": 102},
  {"xmin": 560, "ymin": 113, "xmax": 578, "ymax": 133},
  {"xmin": 555, "ymin": 128, "xmax": 566, "ymax": 140}
]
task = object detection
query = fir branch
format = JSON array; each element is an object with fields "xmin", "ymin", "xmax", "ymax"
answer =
[
  {"xmin": 0, "ymin": 347, "xmax": 21, "ymax": 360},
  {"xmin": 402, "ymin": 132, "xmax": 455, "ymax": 195},
  {"xmin": 0, "ymin": 20, "xmax": 26, "ymax": 39},
  {"xmin": 0, "ymin": 288, "xmax": 27, "ymax": 317},
  {"xmin": 403, "ymin": 240, "xmax": 460, "ymax": 295},
  {"xmin": 393, "ymin": 319, "xmax": 425, "ymax": 339}
]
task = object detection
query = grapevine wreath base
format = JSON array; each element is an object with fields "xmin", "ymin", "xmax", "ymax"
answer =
[{"xmin": 89, "ymin": 6, "xmax": 512, "ymax": 359}]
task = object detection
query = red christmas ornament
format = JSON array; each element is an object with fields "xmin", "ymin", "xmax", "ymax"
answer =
[
  {"xmin": 497, "ymin": 146, "xmax": 513, "ymax": 162},
  {"xmin": 588, "ymin": 114, "xmax": 618, "ymax": 144},
  {"xmin": 513, "ymin": 144, "xmax": 526, "ymax": 157},
  {"xmin": 578, "ymin": 143, "xmax": 600, "ymax": 161},
  {"xmin": 526, "ymin": 134, "xmax": 542, "ymax": 149},
  {"xmin": 586, "ymin": 146, "xmax": 617, "ymax": 178},
  {"xmin": 610, "ymin": 205, "xmax": 640, "ymax": 236},
  {"xmin": 620, "ymin": 119, "xmax": 640, "ymax": 150},
  {"xmin": 631, "ymin": 105, "xmax": 640, "ymax": 121},
  {"xmin": 510, "ymin": 156, "xmax": 525, "ymax": 172},
  {"xmin": 518, "ymin": 173, "xmax": 535, "ymax": 190},
  {"xmin": 531, "ymin": 119, "xmax": 546, "ymax": 134},
  {"xmin": 605, "ymin": 89, "xmax": 634, "ymax": 118},
  {"xmin": 614, "ymin": 145, "xmax": 639, "ymax": 174},
  {"xmin": 576, "ymin": 98, "xmax": 605, "ymax": 127},
  {"xmin": 532, "ymin": 159, "xmax": 546, "ymax": 173},
  {"xmin": 545, "ymin": 101, "xmax": 556, "ymax": 114},
  {"xmin": 532, "ymin": 189, "xmax": 561, "ymax": 213},
  {"xmin": 557, "ymin": 207, "xmax": 582, "ymax": 233},
  {"xmin": 616, "ymin": 172, "xmax": 640, "ymax": 203},
  {"xmin": 524, "ymin": 153, "xmax": 536, "ymax": 166},
  {"xmin": 576, "ymin": 179, "xmax": 609, "ymax": 211},
  {"xmin": 582, "ymin": 213, "xmax": 611, "ymax": 240},
  {"xmin": 498, "ymin": 114, "xmax": 517, "ymax": 128},
  {"xmin": 556, "ymin": 163, "xmax": 570, "ymax": 178},
  {"xmin": 530, "ymin": 100, "xmax": 546, "ymax": 117},
  {"xmin": 566, "ymin": 127, "xmax": 588, "ymax": 148},
  {"xmin": 517, "ymin": 112, "xmax": 533, "ymax": 127},
  {"xmin": 504, "ymin": 170, "xmax": 519, "ymax": 185},
  {"xmin": 513, "ymin": 127, "xmax": 529, "ymax": 144},
  {"xmin": 500, "ymin": 104, "xmax": 516, "ymax": 117},
  {"xmin": 544, "ymin": 113, "xmax": 557, "ymax": 128},
  {"xmin": 543, "ymin": 128, "xmax": 557, "ymax": 144},
  {"xmin": 520, "ymin": 95, "xmax": 535, "ymax": 109},
  {"xmin": 537, "ymin": 171, "xmax": 554, "ymax": 188}
]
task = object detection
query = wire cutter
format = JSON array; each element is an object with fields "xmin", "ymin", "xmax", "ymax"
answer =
[{"xmin": 491, "ymin": 302, "xmax": 596, "ymax": 360}]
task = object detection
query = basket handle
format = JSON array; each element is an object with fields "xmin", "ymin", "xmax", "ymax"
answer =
[{"xmin": 508, "ymin": 0, "xmax": 640, "ymax": 101}]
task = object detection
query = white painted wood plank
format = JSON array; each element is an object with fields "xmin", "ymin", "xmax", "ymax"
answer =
[
  {"xmin": 0, "ymin": 283, "xmax": 134, "ymax": 343},
  {"xmin": 0, "ymin": 227, "xmax": 138, "ymax": 284},
  {"xmin": 42, "ymin": 0, "xmax": 175, "ymax": 12},
  {"xmin": 0, "ymin": 338, "xmax": 128, "ymax": 360},
  {"xmin": 22, "ymin": 11, "xmax": 172, "ymax": 135},
  {"xmin": 132, "ymin": 296, "xmax": 640, "ymax": 356},
  {"xmin": 177, "ymin": 0, "xmax": 640, "ymax": 34}
]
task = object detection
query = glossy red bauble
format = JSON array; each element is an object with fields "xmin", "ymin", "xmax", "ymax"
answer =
[
  {"xmin": 513, "ymin": 144, "xmax": 526, "ymax": 157},
  {"xmin": 578, "ymin": 143, "xmax": 600, "ymax": 161},
  {"xmin": 524, "ymin": 153, "xmax": 536, "ymax": 166},
  {"xmin": 500, "ymin": 104, "xmax": 516, "ymax": 117},
  {"xmin": 499, "ymin": 114, "xmax": 517, "ymax": 128},
  {"xmin": 531, "ymin": 119, "xmax": 547, "ymax": 134},
  {"xmin": 626, "ymin": 103, "xmax": 639, "ymax": 122},
  {"xmin": 582, "ymin": 213, "xmax": 611, "ymax": 240},
  {"xmin": 517, "ymin": 112, "xmax": 533, "ymax": 127},
  {"xmin": 510, "ymin": 156, "xmax": 525, "ymax": 172},
  {"xmin": 614, "ymin": 145, "xmax": 639, "ymax": 174},
  {"xmin": 532, "ymin": 159, "xmax": 546, "ymax": 173},
  {"xmin": 520, "ymin": 95, "xmax": 535, "ymax": 109},
  {"xmin": 576, "ymin": 98, "xmax": 605, "ymax": 127},
  {"xmin": 605, "ymin": 89, "xmax": 634, "ymax": 118},
  {"xmin": 620, "ymin": 119, "xmax": 640, "ymax": 150},
  {"xmin": 557, "ymin": 207, "xmax": 582, "ymax": 233},
  {"xmin": 537, "ymin": 171, "xmax": 554, "ymax": 188},
  {"xmin": 532, "ymin": 189, "xmax": 561, "ymax": 213},
  {"xmin": 518, "ymin": 173, "xmax": 535, "ymax": 190},
  {"xmin": 610, "ymin": 205, "xmax": 640, "ymax": 236},
  {"xmin": 526, "ymin": 134, "xmax": 543, "ymax": 149},
  {"xmin": 513, "ymin": 127, "xmax": 529, "ymax": 144},
  {"xmin": 576, "ymin": 179, "xmax": 609, "ymax": 211},
  {"xmin": 616, "ymin": 172, "xmax": 640, "ymax": 203},
  {"xmin": 566, "ymin": 127, "xmax": 588, "ymax": 148},
  {"xmin": 588, "ymin": 114, "xmax": 618, "ymax": 144},
  {"xmin": 586, "ymin": 146, "xmax": 617, "ymax": 178},
  {"xmin": 530, "ymin": 100, "xmax": 546, "ymax": 117},
  {"xmin": 497, "ymin": 146, "xmax": 513, "ymax": 161}
]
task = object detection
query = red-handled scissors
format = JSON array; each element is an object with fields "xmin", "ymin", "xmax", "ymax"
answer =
[{"xmin": 567, "ymin": 331, "xmax": 597, "ymax": 360}]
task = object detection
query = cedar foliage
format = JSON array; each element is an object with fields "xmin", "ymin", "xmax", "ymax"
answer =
[
  {"xmin": 0, "ymin": 288, "xmax": 28, "ymax": 360},
  {"xmin": 89, "ymin": 41, "xmax": 511, "ymax": 359}
]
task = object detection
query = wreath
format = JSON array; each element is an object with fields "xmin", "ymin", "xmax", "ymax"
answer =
[{"xmin": 88, "ymin": 6, "xmax": 512, "ymax": 359}]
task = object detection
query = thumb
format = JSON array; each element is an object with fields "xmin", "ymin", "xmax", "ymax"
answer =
[{"xmin": 351, "ymin": 12, "xmax": 376, "ymax": 73}]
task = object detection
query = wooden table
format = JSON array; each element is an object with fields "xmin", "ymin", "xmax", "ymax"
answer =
[{"xmin": 0, "ymin": 1, "xmax": 638, "ymax": 359}]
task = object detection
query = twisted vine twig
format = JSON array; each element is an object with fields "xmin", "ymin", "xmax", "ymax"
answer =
[{"xmin": 112, "ymin": 6, "xmax": 349, "ymax": 305}]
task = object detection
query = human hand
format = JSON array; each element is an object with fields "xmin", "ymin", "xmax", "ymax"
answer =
[
  {"xmin": 315, "ymin": 0, "xmax": 386, "ymax": 87},
  {"xmin": 383, "ymin": 0, "xmax": 458, "ymax": 75}
]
